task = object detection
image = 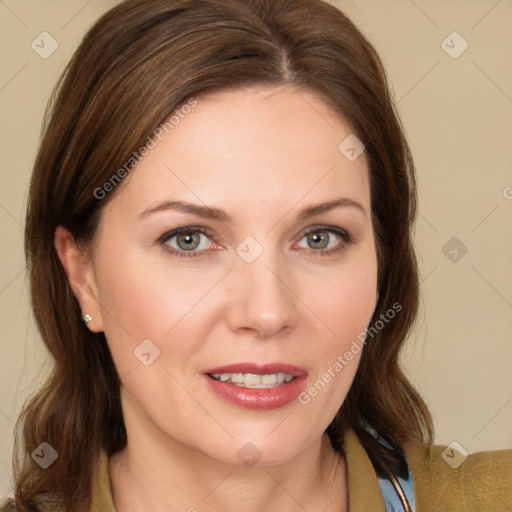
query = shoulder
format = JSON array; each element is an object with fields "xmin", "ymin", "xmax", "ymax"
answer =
[{"xmin": 402, "ymin": 440, "xmax": 512, "ymax": 511}]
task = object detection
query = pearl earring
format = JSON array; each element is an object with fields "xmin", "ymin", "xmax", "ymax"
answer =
[{"xmin": 83, "ymin": 313, "xmax": 92, "ymax": 325}]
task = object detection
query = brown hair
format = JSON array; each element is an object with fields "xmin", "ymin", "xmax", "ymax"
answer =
[{"xmin": 4, "ymin": 0, "xmax": 433, "ymax": 510}]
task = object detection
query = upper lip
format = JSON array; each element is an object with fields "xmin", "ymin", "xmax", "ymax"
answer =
[{"xmin": 203, "ymin": 362, "xmax": 307, "ymax": 377}]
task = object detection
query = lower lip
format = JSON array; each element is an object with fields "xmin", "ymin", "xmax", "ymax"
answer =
[{"xmin": 204, "ymin": 375, "xmax": 307, "ymax": 410}]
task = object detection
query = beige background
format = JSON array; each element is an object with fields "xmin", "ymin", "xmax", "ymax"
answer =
[{"xmin": 1, "ymin": 0, "xmax": 511, "ymax": 499}]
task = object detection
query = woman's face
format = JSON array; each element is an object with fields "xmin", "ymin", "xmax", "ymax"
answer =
[{"xmin": 87, "ymin": 85, "xmax": 378, "ymax": 466}]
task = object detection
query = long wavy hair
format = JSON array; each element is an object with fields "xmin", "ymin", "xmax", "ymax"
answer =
[{"xmin": 3, "ymin": 0, "xmax": 433, "ymax": 510}]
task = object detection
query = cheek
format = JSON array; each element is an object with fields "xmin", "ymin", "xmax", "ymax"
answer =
[
  {"xmin": 322, "ymin": 273, "xmax": 376, "ymax": 335},
  {"xmin": 298, "ymin": 245, "xmax": 377, "ymax": 397},
  {"xmin": 92, "ymin": 242, "xmax": 222, "ymax": 370},
  {"xmin": 305, "ymin": 247, "xmax": 378, "ymax": 345}
]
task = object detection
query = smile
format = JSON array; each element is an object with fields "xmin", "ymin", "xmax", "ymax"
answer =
[
  {"xmin": 203, "ymin": 363, "xmax": 308, "ymax": 409},
  {"xmin": 208, "ymin": 372, "xmax": 295, "ymax": 388}
]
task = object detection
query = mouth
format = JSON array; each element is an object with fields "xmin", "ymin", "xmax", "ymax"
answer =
[{"xmin": 202, "ymin": 363, "xmax": 308, "ymax": 409}]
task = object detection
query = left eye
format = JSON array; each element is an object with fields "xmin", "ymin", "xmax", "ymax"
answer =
[{"xmin": 296, "ymin": 228, "xmax": 347, "ymax": 251}]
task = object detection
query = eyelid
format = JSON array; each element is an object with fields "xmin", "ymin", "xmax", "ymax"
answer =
[
  {"xmin": 158, "ymin": 225, "xmax": 216, "ymax": 244},
  {"xmin": 298, "ymin": 224, "xmax": 352, "ymax": 242}
]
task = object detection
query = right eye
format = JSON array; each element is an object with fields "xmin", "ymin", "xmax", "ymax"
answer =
[{"xmin": 159, "ymin": 227, "xmax": 218, "ymax": 258}]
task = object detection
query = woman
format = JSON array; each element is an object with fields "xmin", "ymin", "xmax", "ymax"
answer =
[{"xmin": 2, "ymin": 0, "xmax": 510, "ymax": 510}]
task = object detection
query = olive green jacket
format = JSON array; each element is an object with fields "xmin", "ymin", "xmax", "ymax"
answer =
[{"xmin": 89, "ymin": 429, "xmax": 511, "ymax": 511}]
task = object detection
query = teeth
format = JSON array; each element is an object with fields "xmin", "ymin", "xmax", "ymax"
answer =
[
  {"xmin": 230, "ymin": 373, "xmax": 244, "ymax": 384},
  {"xmin": 260, "ymin": 374, "xmax": 277, "ymax": 385},
  {"xmin": 210, "ymin": 372, "xmax": 295, "ymax": 388},
  {"xmin": 244, "ymin": 373, "xmax": 261, "ymax": 387}
]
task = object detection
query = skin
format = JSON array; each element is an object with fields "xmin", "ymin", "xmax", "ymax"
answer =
[{"xmin": 55, "ymin": 85, "xmax": 378, "ymax": 512}]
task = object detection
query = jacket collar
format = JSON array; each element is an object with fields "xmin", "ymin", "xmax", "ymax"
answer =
[{"xmin": 343, "ymin": 428, "xmax": 386, "ymax": 510}]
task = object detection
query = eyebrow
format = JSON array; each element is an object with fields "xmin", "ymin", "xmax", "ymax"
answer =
[{"xmin": 138, "ymin": 197, "xmax": 367, "ymax": 222}]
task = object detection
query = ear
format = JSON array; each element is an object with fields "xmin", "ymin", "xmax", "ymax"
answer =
[{"xmin": 54, "ymin": 226, "xmax": 104, "ymax": 332}]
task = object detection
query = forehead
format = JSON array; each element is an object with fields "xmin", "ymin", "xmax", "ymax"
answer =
[{"xmin": 105, "ymin": 86, "xmax": 370, "ymax": 222}]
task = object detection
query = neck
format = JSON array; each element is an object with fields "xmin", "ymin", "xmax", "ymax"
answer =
[{"xmin": 109, "ymin": 397, "xmax": 347, "ymax": 512}]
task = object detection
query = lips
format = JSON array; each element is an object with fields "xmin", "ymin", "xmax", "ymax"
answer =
[{"xmin": 202, "ymin": 362, "xmax": 308, "ymax": 410}]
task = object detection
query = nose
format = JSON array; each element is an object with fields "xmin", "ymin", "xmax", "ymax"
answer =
[{"xmin": 224, "ymin": 250, "xmax": 299, "ymax": 340}]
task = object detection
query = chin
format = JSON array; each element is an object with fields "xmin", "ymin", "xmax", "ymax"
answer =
[{"xmin": 209, "ymin": 430, "xmax": 316, "ymax": 469}]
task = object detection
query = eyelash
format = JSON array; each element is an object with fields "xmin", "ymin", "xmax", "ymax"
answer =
[{"xmin": 158, "ymin": 225, "xmax": 354, "ymax": 259}]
